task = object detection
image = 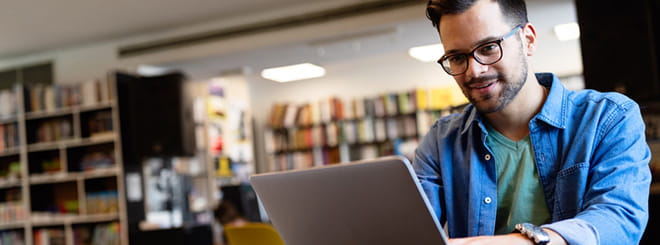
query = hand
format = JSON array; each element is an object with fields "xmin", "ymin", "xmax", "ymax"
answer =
[
  {"xmin": 448, "ymin": 228, "xmax": 567, "ymax": 245},
  {"xmin": 448, "ymin": 233, "xmax": 534, "ymax": 245}
]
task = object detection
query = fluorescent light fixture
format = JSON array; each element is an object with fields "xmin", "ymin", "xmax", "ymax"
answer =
[
  {"xmin": 554, "ymin": 22, "xmax": 581, "ymax": 41},
  {"xmin": 408, "ymin": 44, "xmax": 444, "ymax": 62},
  {"xmin": 137, "ymin": 65, "xmax": 171, "ymax": 76},
  {"xmin": 261, "ymin": 63, "xmax": 326, "ymax": 83}
]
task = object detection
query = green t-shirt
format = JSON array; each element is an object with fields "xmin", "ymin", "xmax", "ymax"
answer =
[{"xmin": 485, "ymin": 124, "xmax": 551, "ymax": 234}]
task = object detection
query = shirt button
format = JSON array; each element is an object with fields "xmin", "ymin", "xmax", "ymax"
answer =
[
  {"xmin": 484, "ymin": 197, "xmax": 492, "ymax": 204},
  {"xmin": 484, "ymin": 154, "xmax": 492, "ymax": 161}
]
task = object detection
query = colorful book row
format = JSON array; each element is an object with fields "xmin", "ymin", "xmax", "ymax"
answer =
[
  {"xmin": 0, "ymin": 202, "xmax": 25, "ymax": 224},
  {"xmin": 0, "ymin": 87, "xmax": 19, "ymax": 119},
  {"xmin": 0, "ymin": 230, "xmax": 24, "ymax": 245},
  {"xmin": 34, "ymin": 228, "xmax": 65, "ymax": 245},
  {"xmin": 86, "ymin": 110, "xmax": 114, "ymax": 137},
  {"xmin": 0, "ymin": 123, "xmax": 20, "ymax": 151},
  {"xmin": 31, "ymin": 118, "xmax": 73, "ymax": 144},
  {"xmin": 73, "ymin": 221, "xmax": 120, "ymax": 245},
  {"xmin": 267, "ymin": 139, "xmax": 418, "ymax": 171},
  {"xmin": 24, "ymin": 79, "xmax": 113, "ymax": 113},
  {"xmin": 268, "ymin": 87, "xmax": 467, "ymax": 128},
  {"xmin": 86, "ymin": 191, "xmax": 119, "ymax": 215},
  {"xmin": 267, "ymin": 116, "xmax": 418, "ymax": 153}
]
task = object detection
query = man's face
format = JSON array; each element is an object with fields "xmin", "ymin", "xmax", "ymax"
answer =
[{"xmin": 438, "ymin": 0, "xmax": 529, "ymax": 114}]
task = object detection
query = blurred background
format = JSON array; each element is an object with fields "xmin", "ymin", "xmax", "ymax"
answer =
[{"xmin": 0, "ymin": 0, "xmax": 658, "ymax": 244}]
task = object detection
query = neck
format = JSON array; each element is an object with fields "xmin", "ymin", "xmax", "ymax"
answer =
[{"xmin": 484, "ymin": 73, "xmax": 547, "ymax": 141}]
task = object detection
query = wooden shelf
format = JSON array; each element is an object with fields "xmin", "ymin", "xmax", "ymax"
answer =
[
  {"xmin": 78, "ymin": 101, "xmax": 115, "ymax": 113},
  {"xmin": 0, "ymin": 221, "xmax": 25, "ymax": 230},
  {"xmin": 0, "ymin": 116, "xmax": 19, "ymax": 124},
  {"xmin": 69, "ymin": 134, "xmax": 116, "ymax": 148},
  {"xmin": 31, "ymin": 214, "xmax": 78, "ymax": 227},
  {"xmin": 27, "ymin": 135, "xmax": 116, "ymax": 153},
  {"xmin": 0, "ymin": 178, "xmax": 21, "ymax": 188},
  {"xmin": 271, "ymin": 136, "xmax": 419, "ymax": 154},
  {"xmin": 28, "ymin": 168, "xmax": 119, "ymax": 184},
  {"xmin": 71, "ymin": 213, "xmax": 119, "ymax": 224},
  {"xmin": 0, "ymin": 77, "xmax": 127, "ymax": 244},
  {"xmin": 25, "ymin": 101, "xmax": 115, "ymax": 121},
  {"xmin": 25, "ymin": 107, "xmax": 75, "ymax": 120},
  {"xmin": 0, "ymin": 147, "xmax": 21, "ymax": 157},
  {"xmin": 29, "ymin": 172, "xmax": 77, "ymax": 185},
  {"xmin": 31, "ymin": 213, "xmax": 120, "ymax": 227},
  {"xmin": 78, "ymin": 167, "xmax": 119, "ymax": 179},
  {"xmin": 216, "ymin": 176, "xmax": 242, "ymax": 186},
  {"xmin": 27, "ymin": 140, "xmax": 69, "ymax": 152}
]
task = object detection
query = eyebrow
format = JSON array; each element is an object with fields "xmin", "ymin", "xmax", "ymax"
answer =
[{"xmin": 444, "ymin": 35, "xmax": 501, "ymax": 55}]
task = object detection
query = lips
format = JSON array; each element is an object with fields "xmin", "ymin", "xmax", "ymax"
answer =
[
  {"xmin": 470, "ymin": 82, "xmax": 494, "ymax": 89},
  {"xmin": 465, "ymin": 80, "xmax": 497, "ymax": 98}
]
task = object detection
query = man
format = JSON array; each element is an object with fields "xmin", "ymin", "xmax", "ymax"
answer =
[{"xmin": 413, "ymin": 0, "xmax": 651, "ymax": 244}]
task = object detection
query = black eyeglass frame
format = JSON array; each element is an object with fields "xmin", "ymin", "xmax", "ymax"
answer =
[{"xmin": 437, "ymin": 24, "xmax": 524, "ymax": 76}]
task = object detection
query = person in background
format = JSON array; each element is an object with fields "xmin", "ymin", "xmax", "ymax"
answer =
[
  {"xmin": 213, "ymin": 200, "xmax": 249, "ymax": 245},
  {"xmin": 413, "ymin": 0, "xmax": 651, "ymax": 244}
]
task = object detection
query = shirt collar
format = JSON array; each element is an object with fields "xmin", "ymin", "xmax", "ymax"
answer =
[
  {"xmin": 534, "ymin": 73, "xmax": 567, "ymax": 129},
  {"xmin": 460, "ymin": 72, "xmax": 568, "ymax": 135}
]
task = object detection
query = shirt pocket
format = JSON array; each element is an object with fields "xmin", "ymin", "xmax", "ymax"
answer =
[{"xmin": 554, "ymin": 162, "xmax": 590, "ymax": 220}]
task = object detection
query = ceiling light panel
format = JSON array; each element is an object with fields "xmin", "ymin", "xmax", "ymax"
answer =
[
  {"xmin": 261, "ymin": 63, "xmax": 326, "ymax": 83},
  {"xmin": 408, "ymin": 43, "xmax": 444, "ymax": 62}
]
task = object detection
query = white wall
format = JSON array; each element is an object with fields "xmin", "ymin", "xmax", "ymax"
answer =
[
  {"xmin": 235, "ymin": 1, "xmax": 582, "ymax": 171},
  {"xmin": 0, "ymin": 0, "xmax": 582, "ymax": 172}
]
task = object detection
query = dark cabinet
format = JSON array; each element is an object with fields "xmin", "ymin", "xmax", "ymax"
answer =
[{"xmin": 576, "ymin": 0, "xmax": 660, "ymax": 102}]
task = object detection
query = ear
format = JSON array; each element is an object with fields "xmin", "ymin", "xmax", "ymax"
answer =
[{"xmin": 522, "ymin": 23, "xmax": 537, "ymax": 56}]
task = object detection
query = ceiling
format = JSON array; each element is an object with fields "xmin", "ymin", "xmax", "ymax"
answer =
[
  {"xmin": 0, "ymin": 0, "xmax": 372, "ymax": 58},
  {"xmin": 159, "ymin": 0, "xmax": 583, "ymax": 81},
  {"xmin": 0, "ymin": 0, "xmax": 582, "ymax": 87}
]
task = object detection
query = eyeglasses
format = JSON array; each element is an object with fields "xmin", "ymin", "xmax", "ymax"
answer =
[{"xmin": 438, "ymin": 25, "xmax": 523, "ymax": 76}]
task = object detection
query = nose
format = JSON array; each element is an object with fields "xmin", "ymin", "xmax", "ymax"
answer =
[{"xmin": 464, "ymin": 55, "xmax": 489, "ymax": 79}]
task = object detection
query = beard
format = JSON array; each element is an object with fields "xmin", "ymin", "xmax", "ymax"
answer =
[{"xmin": 464, "ymin": 53, "xmax": 528, "ymax": 114}]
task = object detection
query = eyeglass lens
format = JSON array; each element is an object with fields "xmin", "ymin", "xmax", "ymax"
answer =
[
  {"xmin": 439, "ymin": 25, "xmax": 523, "ymax": 76},
  {"xmin": 441, "ymin": 42, "xmax": 503, "ymax": 75}
]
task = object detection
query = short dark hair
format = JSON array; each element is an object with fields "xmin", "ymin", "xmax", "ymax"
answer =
[{"xmin": 426, "ymin": 0, "xmax": 529, "ymax": 29}]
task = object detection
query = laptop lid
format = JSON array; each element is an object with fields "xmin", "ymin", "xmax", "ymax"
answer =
[{"xmin": 250, "ymin": 156, "xmax": 449, "ymax": 245}]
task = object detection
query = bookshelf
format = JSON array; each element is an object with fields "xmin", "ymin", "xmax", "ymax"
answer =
[
  {"xmin": 265, "ymin": 88, "xmax": 467, "ymax": 172},
  {"xmin": 0, "ymin": 79, "xmax": 127, "ymax": 245}
]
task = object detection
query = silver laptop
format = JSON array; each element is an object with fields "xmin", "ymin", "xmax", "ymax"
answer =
[{"xmin": 250, "ymin": 156, "xmax": 449, "ymax": 245}]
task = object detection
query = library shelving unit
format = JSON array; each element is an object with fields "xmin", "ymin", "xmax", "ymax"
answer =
[
  {"xmin": 0, "ymin": 80, "xmax": 127, "ymax": 245},
  {"xmin": 264, "ymin": 88, "xmax": 468, "ymax": 172},
  {"xmin": 642, "ymin": 102, "xmax": 660, "ymax": 194}
]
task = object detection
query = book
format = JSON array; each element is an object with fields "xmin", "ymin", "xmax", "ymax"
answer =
[
  {"xmin": 0, "ymin": 230, "xmax": 25, "ymax": 245},
  {"xmin": 344, "ymin": 98, "xmax": 355, "ymax": 120},
  {"xmin": 374, "ymin": 118, "xmax": 387, "ymax": 142},
  {"xmin": 341, "ymin": 121, "xmax": 357, "ymax": 144},
  {"xmin": 429, "ymin": 88, "xmax": 452, "ymax": 110},
  {"xmin": 354, "ymin": 97, "xmax": 365, "ymax": 118},
  {"xmin": 325, "ymin": 122, "xmax": 338, "ymax": 146},
  {"xmin": 310, "ymin": 100, "xmax": 321, "ymax": 125},
  {"xmin": 0, "ymin": 88, "xmax": 17, "ymax": 119},
  {"xmin": 331, "ymin": 97, "xmax": 344, "ymax": 120},
  {"xmin": 282, "ymin": 103, "xmax": 298, "ymax": 128},
  {"xmin": 384, "ymin": 93, "xmax": 398, "ymax": 116},
  {"xmin": 386, "ymin": 118, "xmax": 399, "ymax": 139},
  {"xmin": 357, "ymin": 117, "xmax": 374, "ymax": 143},
  {"xmin": 319, "ymin": 98, "xmax": 332, "ymax": 123},
  {"xmin": 312, "ymin": 147, "xmax": 324, "ymax": 167},
  {"xmin": 373, "ymin": 96, "xmax": 385, "ymax": 117},
  {"xmin": 0, "ymin": 124, "xmax": 5, "ymax": 151}
]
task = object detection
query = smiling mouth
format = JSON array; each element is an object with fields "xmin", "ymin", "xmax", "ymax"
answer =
[
  {"xmin": 469, "ymin": 81, "xmax": 495, "ymax": 89},
  {"xmin": 473, "ymin": 83, "xmax": 492, "ymax": 89}
]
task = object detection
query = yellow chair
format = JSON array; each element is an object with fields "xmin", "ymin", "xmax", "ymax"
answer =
[{"xmin": 224, "ymin": 222, "xmax": 286, "ymax": 245}]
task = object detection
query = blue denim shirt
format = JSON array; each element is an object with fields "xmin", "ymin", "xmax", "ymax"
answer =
[{"xmin": 413, "ymin": 73, "xmax": 651, "ymax": 244}]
